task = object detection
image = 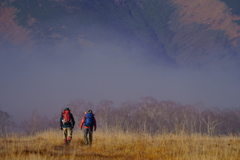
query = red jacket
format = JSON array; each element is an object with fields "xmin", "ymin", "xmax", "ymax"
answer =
[{"xmin": 79, "ymin": 114, "xmax": 97, "ymax": 130}]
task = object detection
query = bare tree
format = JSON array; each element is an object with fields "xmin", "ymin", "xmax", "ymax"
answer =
[
  {"xmin": 201, "ymin": 109, "xmax": 223, "ymax": 136},
  {"xmin": 21, "ymin": 110, "xmax": 47, "ymax": 135},
  {"xmin": 96, "ymin": 99, "xmax": 114, "ymax": 129},
  {"xmin": 0, "ymin": 109, "xmax": 15, "ymax": 137},
  {"xmin": 13, "ymin": 97, "xmax": 240, "ymax": 136}
]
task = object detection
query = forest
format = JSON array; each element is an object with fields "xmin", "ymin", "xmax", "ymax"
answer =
[{"xmin": 1, "ymin": 97, "xmax": 240, "ymax": 137}]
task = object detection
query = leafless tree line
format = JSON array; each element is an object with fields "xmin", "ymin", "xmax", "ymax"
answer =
[
  {"xmin": 71, "ymin": 97, "xmax": 240, "ymax": 136},
  {"xmin": 2, "ymin": 97, "xmax": 240, "ymax": 136}
]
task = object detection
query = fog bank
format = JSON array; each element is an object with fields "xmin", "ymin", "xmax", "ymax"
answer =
[{"xmin": 1, "ymin": 39, "xmax": 240, "ymax": 122}]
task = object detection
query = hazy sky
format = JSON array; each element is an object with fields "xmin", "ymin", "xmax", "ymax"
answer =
[{"xmin": 1, "ymin": 40, "xmax": 240, "ymax": 123}]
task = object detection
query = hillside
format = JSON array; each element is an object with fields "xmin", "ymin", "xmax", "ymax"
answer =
[{"xmin": 1, "ymin": 0, "xmax": 240, "ymax": 66}]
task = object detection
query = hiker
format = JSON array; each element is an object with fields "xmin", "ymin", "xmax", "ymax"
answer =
[
  {"xmin": 60, "ymin": 108, "xmax": 75, "ymax": 144},
  {"xmin": 79, "ymin": 110, "xmax": 97, "ymax": 146}
]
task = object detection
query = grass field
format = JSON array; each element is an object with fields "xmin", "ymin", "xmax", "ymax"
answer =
[{"xmin": 1, "ymin": 129, "xmax": 240, "ymax": 160}]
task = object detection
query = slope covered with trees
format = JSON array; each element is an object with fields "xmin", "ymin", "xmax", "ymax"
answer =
[{"xmin": 1, "ymin": 0, "xmax": 240, "ymax": 66}]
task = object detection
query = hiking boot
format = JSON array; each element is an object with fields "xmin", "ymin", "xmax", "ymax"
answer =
[
  {"xmin": 84, "ymin": 136, "xmax": 89, "ymax": 145},
  {"xmin": 67, "ymin": 137, "xmax": 72, "ymax": 143}
]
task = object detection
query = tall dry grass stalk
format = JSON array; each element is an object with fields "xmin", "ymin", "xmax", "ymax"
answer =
[{"xmin": 0, "ymin": 129, "xmax": 240, "ymax": 159}]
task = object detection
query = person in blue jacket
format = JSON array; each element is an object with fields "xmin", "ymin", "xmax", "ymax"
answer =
[{"xmin": 79, "ymin": 110, "xmax": 97, "ymax": 146}]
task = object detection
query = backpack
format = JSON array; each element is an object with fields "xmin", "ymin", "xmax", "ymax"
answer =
[
  {"xmin": 84, "ymin": 113, "xmax": 94, "ymax": 127},
  {"xmin": 62, "ymin": 111, "xmax": 72, "ymax": 124}
]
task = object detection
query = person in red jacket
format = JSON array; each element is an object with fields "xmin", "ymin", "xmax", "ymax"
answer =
[
  {"xmin": 79, "ymin": 110, "xmax": 97, "ymax": 146},
  {"xmin": 60, "ymin": 108, "xmax": 75, "ymax": 144}
]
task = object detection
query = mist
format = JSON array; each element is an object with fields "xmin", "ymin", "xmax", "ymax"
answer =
[{"xmin": 1, "ymin": 28, "xmax": 240, "ymax": 123}]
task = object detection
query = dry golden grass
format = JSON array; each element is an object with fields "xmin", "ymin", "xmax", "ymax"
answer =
[{"xmin": 1, "ymin": 129, "xmax": 240, "ymax": 160}]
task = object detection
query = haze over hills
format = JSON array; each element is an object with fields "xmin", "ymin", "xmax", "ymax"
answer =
[
  {"xmin": 1, "ymin": 0, "xmax": 240, "ymax": 122},
  {"xmin": 0, "ymin": 0, "xmax": 240, "ymax": 66}
]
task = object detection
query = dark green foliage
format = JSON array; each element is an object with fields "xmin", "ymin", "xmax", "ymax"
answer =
[
  {"xmin": 0, "ymin": 0, "xmax": 11, "ymax": 6},
  {"xmin": 220, "ymin": 0, "xmax": 240, "ymax": 16},
  {"xmin": 11, "ymin": 0, "xmax": 68, "ymax": 42},
  {"xmin": 138, "ymin": 1, "xmax": 176, "ymax": 52},
  {"xmin": 232, "ymin": 20, "xmax": 240, "ymax": 25},
  {"xmin": 4, "ymin": 0, "xmax": 186, "ymax": 46},
  {"xmin": 6, "ymin": 0, "xmax": 240, "ymax": 66},
  {"xmin": 12, "ymin": 0, "xmax": 67, "ymax": 23}
]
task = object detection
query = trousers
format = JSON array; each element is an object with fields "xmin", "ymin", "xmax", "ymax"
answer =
[
  {"xmin": 63, "ymin": 127, "xmax": 72, "ymax": 140},
  {"xmin": 83, "ymin": 127, "xmax": 93, "ymax": 145}
]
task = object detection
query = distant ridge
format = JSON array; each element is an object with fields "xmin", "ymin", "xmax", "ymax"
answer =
[{"xmin": 0, "ymin": 0, "xmax": 240, "ymax": 66}]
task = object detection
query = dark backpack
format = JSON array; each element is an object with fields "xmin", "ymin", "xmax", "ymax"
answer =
[
  {"xmin": 62, "ymin": 111, "xmax": 72, "ymax": 124},
  {"xmin": 84, "ymin": 113, "xmax": 94, "ymax": 127}
]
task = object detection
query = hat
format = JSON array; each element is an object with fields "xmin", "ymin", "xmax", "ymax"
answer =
[
  {"xmin": 88, "ymin": 110, "xmax": 93, "ymax": 113},
  {"xmin": 64, "ymin": 108, "xmax": 70, "ymax": 111}
]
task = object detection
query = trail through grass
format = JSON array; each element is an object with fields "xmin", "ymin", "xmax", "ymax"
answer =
[{"xmin": 1, "ymin": 129, "xmax": 240, "ymax": 159}]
